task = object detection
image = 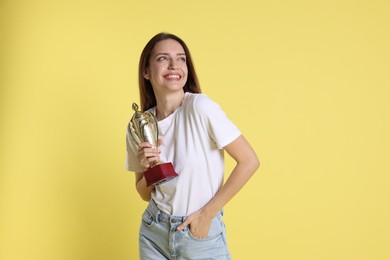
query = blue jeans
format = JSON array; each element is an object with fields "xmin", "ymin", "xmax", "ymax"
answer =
[{"xmin": 139, "ymin": 200, "xmax": 231, "ymax": 260}]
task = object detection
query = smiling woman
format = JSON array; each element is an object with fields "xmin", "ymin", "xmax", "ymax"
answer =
[{"xmin": 125, "ymin": 32, "xmax": 260, "ymax": 259}]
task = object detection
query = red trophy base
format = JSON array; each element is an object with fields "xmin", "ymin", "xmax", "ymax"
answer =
[{"xmin": 144, "ymin": 162, "xmax": 178, "ymax": 187}]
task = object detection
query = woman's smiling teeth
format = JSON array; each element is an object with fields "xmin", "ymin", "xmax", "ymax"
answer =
[{"xmin": 164, "ymin": 74, "xmax": 181, "ymax": 80}]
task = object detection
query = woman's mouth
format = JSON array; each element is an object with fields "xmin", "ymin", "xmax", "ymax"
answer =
[{"xmin": 164, "ymin": 74, "xmax": 181, "ymax": 80}]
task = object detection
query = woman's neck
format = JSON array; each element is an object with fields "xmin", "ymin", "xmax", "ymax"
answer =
[{"xmin": 155, "ymin": 91, "xmax": 185, "ymax": 120}]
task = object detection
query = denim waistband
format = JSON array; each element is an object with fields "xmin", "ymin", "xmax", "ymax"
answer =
[{"xmin": 146, "ymin": 200, "xmax": 223, "ymax": 225}]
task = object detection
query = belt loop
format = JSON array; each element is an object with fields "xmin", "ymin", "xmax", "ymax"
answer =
[
  {"xmin": 148, "ymin": 199, "xmax": 160, "ymax": 223},
  {"xmin": 156, "ymin": 211, "xmax": 162, "ymax": 223},
  {"xmin": 154, "ymin": 200, "xmax": 161, "ymax": 223}
]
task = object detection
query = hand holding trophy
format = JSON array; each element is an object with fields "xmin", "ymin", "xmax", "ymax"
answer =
[{"xmin": 128, "ymin": 103, "xmax": 178, "ymax": 186}]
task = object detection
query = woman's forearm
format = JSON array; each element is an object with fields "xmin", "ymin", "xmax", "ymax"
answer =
[
  {"xmin": 135, "ymin": 172, "xmax": 155, "ymax": 201},
  {"xmin": 202, "ymin": 136, "xmax": 260, "ymax": 218},
  {"xmin": 203, "ymin": 158, "xmax": 259, "ymax": 218}
]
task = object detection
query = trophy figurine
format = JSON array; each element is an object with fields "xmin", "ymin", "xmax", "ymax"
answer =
[{"xmin": 128, "ymin": 103, "xmax": 178, "ymax": 186}]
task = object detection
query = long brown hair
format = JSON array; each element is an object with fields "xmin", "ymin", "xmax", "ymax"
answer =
[{"xmin": 138, "ymin": 33, "xmax": 201, "ymax": 111}]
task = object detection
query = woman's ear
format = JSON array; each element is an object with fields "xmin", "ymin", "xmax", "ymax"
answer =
[{"xmin": 144, "ymin": 70, "xmax": 149, "ymax": 80}]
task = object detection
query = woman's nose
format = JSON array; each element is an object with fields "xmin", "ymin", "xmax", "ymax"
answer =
[{"xmin": 168, "ymin": 59, "xmax": 178, "ymax": 69}]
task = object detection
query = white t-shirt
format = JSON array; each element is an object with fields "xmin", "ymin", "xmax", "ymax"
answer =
[{"xmin": 126, "ymin": 92, "xmax": 241, "ymax": 216}]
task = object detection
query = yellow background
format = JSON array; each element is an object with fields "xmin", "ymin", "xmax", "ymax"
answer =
[{"xmin": 1, "ymin": 0, "xmax": 389, "ymax": 259}]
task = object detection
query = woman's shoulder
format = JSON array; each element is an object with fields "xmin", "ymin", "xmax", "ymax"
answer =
[
  {"xmin": 185, "ymin": 92, "xmax": 214, "ymax": 105},
  {"xmin": 184, "ymin": 92, "xmax": 221, "ymax": 115}
]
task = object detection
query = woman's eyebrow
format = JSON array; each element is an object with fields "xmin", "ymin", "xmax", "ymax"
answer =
[{"xmin": 155, "ymin": 52, "xmax": 186, "ymax": 56}]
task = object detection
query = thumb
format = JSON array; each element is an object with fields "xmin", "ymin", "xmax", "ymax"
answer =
[
  {"xmin": 177, "ymin": 217, "xmax": 191, "ymax": 231},
  {"xmin": 157, "ymin": 136, "xmax": 163, "ymax": 147}
]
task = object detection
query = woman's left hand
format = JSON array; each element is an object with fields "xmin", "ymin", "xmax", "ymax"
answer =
[{"xmin": 176, "ymin": 210, "xmax": 213, "ymax": 239}]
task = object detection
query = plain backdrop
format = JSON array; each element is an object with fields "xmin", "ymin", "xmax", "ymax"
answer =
[{"xmin": 1, "ymin": 0, "xmax": 389, "ymax": 259}]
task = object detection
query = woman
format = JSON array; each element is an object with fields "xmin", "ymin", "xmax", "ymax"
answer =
[{"xmin": 126, "ymin": 32, "xmax": 260, "ymax": 259}]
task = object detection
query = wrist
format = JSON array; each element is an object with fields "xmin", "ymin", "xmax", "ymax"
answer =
[{"xmin": 201, "ymin": 203, "xmax": 220, "ymax": 219}]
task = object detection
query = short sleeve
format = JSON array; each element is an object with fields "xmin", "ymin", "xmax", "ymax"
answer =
[
  {"xmin": 125, "ymin": 124, "xmax": 144, "ymax": 172},
  {"xmin": 194, "ymin": 94, "xmax": 241, "ymax": 149}
]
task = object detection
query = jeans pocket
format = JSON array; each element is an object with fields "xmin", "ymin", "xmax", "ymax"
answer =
[
  {"xmin": 141, "ymin": 210, "xmax": 154, "ymax": 226},
  {"xmin": 188, "ymin": 215, "xmax": 224, "ymax": 241}
]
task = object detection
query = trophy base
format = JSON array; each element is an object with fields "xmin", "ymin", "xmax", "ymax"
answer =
[{"xmin": 144, "ymin": 162, "xmax": 178, "ymax": 187}]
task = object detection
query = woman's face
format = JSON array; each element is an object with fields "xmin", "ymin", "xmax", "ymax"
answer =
[{"xmin": 145, "ymin": 39, "xmax": 188, "ymax": 94}]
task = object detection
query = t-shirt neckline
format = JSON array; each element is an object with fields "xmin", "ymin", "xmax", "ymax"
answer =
[{"xmin": 152, "ymin": 92, "xmax": 189, "ymax": 128}]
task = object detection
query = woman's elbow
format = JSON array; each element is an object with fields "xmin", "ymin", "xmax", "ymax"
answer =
[
  {"xmin": 248, "ymin": 154, "xmax": 260, "ymax": 173},
  {"xmin": 137, "ymin": 187, "xmax": 152, "ymax": 202},
  {"xmin": 250, "ymin": 154, "xmax": 260, "ymax": 173},
  {"xmin": 140, "ymin": 194, "xmax": 151, "ymax": 202},
  {"xmin": 254, "ymin": 157, "xmax": 260, "ymax": 171},
  {"xmin": 136, "ymin": 183, "xmax": 152, "ymax": 202},
  {"xmin": 137, "ymin": 189, "xmax": 151, "ymax": 202}
]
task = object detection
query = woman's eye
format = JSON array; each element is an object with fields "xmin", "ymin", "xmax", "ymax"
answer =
[
  {"xmin": 157, "ymin": 56, "xmax": 167, "ymax": 61},
  {"xmin": 179, "ymin": 57, "xmax": 186, "ymax": 62}
]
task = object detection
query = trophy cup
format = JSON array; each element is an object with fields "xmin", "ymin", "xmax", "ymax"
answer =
[{"xmin": 128, "ymin": 103, "xmax": 178, "ymax": 186}]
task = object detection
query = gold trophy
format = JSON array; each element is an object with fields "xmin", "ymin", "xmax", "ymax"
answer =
[{"xmin": 128, "ymin": 103, "xmax": 178, "ymax": 186}]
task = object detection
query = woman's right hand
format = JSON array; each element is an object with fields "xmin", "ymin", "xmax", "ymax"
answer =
[{"xmin": 137, "ymin": 142, "xmax": 161, "ymax": 169}]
